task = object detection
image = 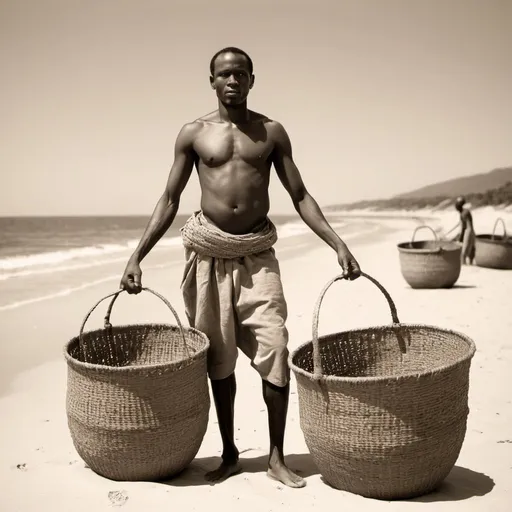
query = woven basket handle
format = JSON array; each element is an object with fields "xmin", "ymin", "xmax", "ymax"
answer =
[
  {"xmin": 311, "ymin": 272, "xmax": 401, "ymax": 378},
  {"xmin": 411, "ymin": 225, "xmax": 441, "ymax": 246},
  {"xmin": 78, "ymin": 288, "xmax": 190, "ymax": 359},
  {"xmin": 492, "ymin": 217, "xmax": 507, "ymax": 240}
]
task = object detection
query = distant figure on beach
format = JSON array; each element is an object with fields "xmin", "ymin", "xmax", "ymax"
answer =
[
  {"xmin": 119, "ymin": 47, "xmax": 361, "ymax": 488},
  {"xmin": 455, "ymin": 196, "xmax": 476, "ymax": 265}
]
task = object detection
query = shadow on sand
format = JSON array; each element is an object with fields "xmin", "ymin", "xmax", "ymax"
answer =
[
  {"xmin": 406, "ymin": 466, "xmax": 495, "ymax": 503},
  {"xmin": 406, "ymin": 284, "xmax": 477, "ymax": 290},
  {"xmin": 164, "ymin": 456, "xmax": 494, "ymax": 503},
  {"xmin": 162, "ymin": 452, "xmax": 318, "ymax": 487},
  {"xmin": 320, "ymin": 465, "xmax": 494, "ymax": 502}
]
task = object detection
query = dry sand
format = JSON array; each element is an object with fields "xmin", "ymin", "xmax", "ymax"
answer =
[{"xmin": 1, "ymin": 210, "xmax": 511, "ymax": 511}]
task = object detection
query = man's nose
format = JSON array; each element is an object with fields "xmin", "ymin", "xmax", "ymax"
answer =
[{"xmin": 227, "ymin": 74, "xmax": 239, "ymax": 85}]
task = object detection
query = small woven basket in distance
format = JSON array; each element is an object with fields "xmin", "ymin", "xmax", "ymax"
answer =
[
  {"xmin": 64, "ymin": 288, "xmax": 210, "ymax": 482},
  {"xmin": 397, "ymin": 225, "xmax": 462, "ymax": 288},
  {"xmin": 398, "ymin": 225, "xmax": 462, "ymax": 288},
  {"xmin": 475, "ymin": 217, "xmax": 512, "ymax": 270},
  {"xmin": 289, "ymin": 272, "xmax": 476, "ymax": 500}
]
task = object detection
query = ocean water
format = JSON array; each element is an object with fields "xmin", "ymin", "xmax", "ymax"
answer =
[
  {"xmin": 0, "ymin": 213, "xmax": 351, "ymax": 284},
  {"xmin": 0, "ymin": 213, "xmax": 388, "ymax": 314}
]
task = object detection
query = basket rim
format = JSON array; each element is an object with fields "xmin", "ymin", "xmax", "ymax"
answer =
[
  {"xmin": 396, "ymin": 242, "xmax": 461, "ymax": 254},
  {"xmin": 63, "ymin": 323, "xmax": 210, "ymax": 372},
  {"xmin": 475, "ymin": 235, "xmax": 512, "ymax": 246},
  {"xmin": 288, "ymin": 323, "xmax": 476, "ymax": 383}
]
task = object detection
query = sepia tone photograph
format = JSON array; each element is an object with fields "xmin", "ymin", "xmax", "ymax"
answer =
[{"xmin": 1, "ymin": 0, "xmax": 511, "ymax": 510}]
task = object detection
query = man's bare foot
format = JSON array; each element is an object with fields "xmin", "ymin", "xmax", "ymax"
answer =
[
  {"xmin": 267, "ymin": 461, "xmax": 306, "ymax": 488},
  {"xmin": 205, "ymin": 459, "xmax": 242, "ymax": 484}
]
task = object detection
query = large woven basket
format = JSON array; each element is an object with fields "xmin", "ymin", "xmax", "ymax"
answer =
[
  {"xmin": 475, "ymin": 217, "xmax": 512, "ymax": 270},
  {"xmin": 64, "ymin": 288, "xmax": 210, "ymax": 481},
  {"xmin": 289, "ymin": 272, "xmax": 476, "ymax": 500},
  {"xmin": 397, "ymin": 225, "xmax": 462, "ymax": 288}
]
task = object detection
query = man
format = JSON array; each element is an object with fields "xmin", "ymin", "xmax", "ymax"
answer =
[
  {"xmin": 455, "ymin": 196, "xmax": 476, "ymax": 265},
  {"xmin": 120, "ymin": 47, "xmax": 361, "ymax": 489}
]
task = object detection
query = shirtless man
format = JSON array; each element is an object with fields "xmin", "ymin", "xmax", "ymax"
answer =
[
  {"xmin": 455, "ymin": 196, "xmax": 476, "ymax": 265},
  {"xmin": 120, "ymin": 47, "xmax": 361, "ymax": 488}
]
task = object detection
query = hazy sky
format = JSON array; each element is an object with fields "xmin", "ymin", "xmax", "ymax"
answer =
[{"xmin": 2, "ymin": 0, "xmax": 511, "ymax": 216}]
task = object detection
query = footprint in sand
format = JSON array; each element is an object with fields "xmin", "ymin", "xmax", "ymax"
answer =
[{"xmin": 108, "ymin": 490, "xmax": 129, "ymax": 507}]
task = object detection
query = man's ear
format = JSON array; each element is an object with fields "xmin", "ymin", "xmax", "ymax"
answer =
[
  {"xmin": 249, "ymin": 74, "xmax": 255, "ymax": 89},
  {"xmin": 209, "ymin": 75, "xmax": 215, "ymax": 89}
]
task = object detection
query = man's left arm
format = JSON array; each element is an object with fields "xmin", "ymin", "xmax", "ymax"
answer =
[{"xmin": 271, "ymin": 121, "xmax": 361, "ymax": 279}]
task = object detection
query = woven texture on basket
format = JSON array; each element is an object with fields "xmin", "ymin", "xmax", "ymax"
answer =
[
  {"xmin": 475, "ymin": 218, "xmax": 512, "ymax": 269},
  {"xmin": 288, "ymin": 272, "xmax": 476, "ymax": 500},
  {"xmin": 397, "ymin": 225, "xmax": 461, "ymax": 288},
  {"xmin": 64, "ymin": 288, "xmax": 210, "ymax": 482}
]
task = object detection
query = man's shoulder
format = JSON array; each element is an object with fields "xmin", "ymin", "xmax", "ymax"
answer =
[
  {"xmin": 179, "ymin": 111, "xmax": 222, "ymax": 133},
  {"xmin": 249, "ymin": 112, "xmax": 288, "ymax": 140},
  {"xmin": 265, "ymin": 119, "xmax": 289, "ymax": 144},
  {"xmin": 249, "ymin": 110, "xmax": 284, "ymax": 128},
  {"xmin": 176, "ymin": 117, "xmax": 209, "ymax": 144}
]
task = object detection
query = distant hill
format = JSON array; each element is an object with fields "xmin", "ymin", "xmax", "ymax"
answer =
[
  {"xmin": 396, "ymin": 166, "xmax": 512, "ymax": 199},
  {"xmin": 325, "ymin": 167, "xmax": 512, "ymax": 211}
]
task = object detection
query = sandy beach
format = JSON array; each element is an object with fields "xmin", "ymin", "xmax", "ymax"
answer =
[{"xmin": 1, "ymin": 209, "xmax": 511, "ymax": 511}]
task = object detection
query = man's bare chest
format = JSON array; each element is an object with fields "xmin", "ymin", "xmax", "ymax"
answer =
[{"xmin": 193, "ymin": 124, "xmax": 274, "ymax": 167}]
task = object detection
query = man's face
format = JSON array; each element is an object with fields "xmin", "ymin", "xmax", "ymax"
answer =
[{"xmin": 210, "ymin": 52, "xmax": 254, "ymax": 105}]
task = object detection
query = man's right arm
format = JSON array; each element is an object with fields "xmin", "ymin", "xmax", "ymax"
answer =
[{"xmin": 120, "ymin": 122, "xmax": 198, "ymax": 292}]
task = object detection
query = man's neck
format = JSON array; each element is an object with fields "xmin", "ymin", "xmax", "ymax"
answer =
[{"xmin": 218, "ymin": 101, "xmax": 250, "ymax": 124}]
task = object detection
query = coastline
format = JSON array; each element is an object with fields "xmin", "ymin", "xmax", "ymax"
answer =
[{"xmin": 328, "ymin": 205, "xmax": 512, "ymax": 232}]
